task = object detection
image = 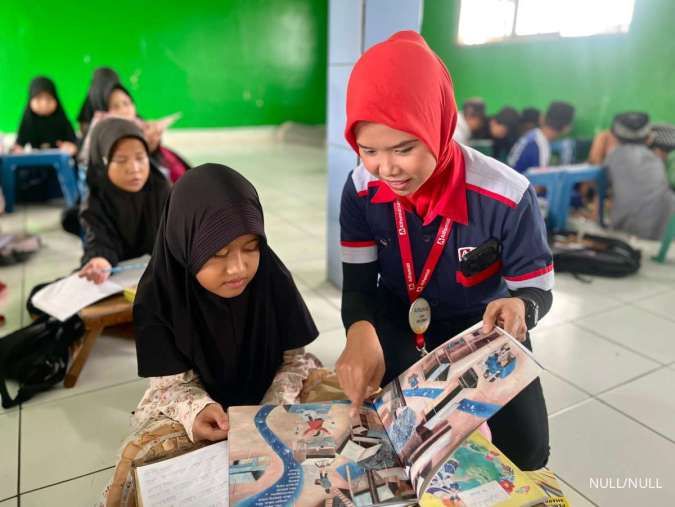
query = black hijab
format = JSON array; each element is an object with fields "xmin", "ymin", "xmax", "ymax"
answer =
[
  {"xmin": 491, "ymin": 106, "xmax": 521, "ymax": 162},
  {"xmin": 91, "ymin": 80, "xmax": 132, "ymax": 113},
  {"xmin": 77, "ymin": 67, "xmax": 120, "ymax": 126},
  {"xmin": 16, "ymin": 76, "xmax": 77, "ymax": 148},
  {"xmin": 134, "ymin": 164, "xmax": 318, "ymax": 408},
  {"xmin": 81, "ymin": 117, "xmax": 170, "ymax": 264}
]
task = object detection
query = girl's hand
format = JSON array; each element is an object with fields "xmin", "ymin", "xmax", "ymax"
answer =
[
  {"xmin": 78, "ymin": 257, "xmax": 112, "ymax": 284},
  {"xmin": 481, "ymin": 297, "xmax": 527, "ymax": 341},
  {"xmin": 57, "ymin": 141, "xmax": 78, "ymax": 156},
  {"xmin": 193, "ymin": 403, "xmax": 229, "ymax": 442},
  {"xmin": 336, "ymin": 321, "xmax": 385, "ymax": 417},
  {"xmin": 10, "ymin": 144, "xmax": 24, "ymax": 154}
]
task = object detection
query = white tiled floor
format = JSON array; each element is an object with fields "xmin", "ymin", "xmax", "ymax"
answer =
[{"xmin": 1, "ymin": 134, "xmax": 674, "ymax": 505}]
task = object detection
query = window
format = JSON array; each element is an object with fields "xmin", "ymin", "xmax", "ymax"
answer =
[{"xmin": 457, "ymin": 0, "xmax": 635, "ymax": 46}]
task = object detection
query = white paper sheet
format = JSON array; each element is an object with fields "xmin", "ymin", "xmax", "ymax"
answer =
[
  {"xmin": 135, "ymin": 441, "xmax": 229, "ymax": 507},
  {"xmin": 30, "ymin": 256, "xmax": 149, "ymax": 321}
]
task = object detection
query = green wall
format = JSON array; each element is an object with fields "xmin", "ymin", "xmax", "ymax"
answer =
[
  {"xmin": 0, "ymin": 0, "xmax": 327, "ymax": 132},
  {"xmin": 422, "ymin": 0, "xmax": 675, "ymax": 137}
]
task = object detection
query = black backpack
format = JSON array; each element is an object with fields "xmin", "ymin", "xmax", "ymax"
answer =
[
  {"xmin": 0, "ymin": 315, "xmax": 84, "ymax": 408},
  {"xmin": 549, "ymin": 230, "xmax": 641, "ymax": 278}
]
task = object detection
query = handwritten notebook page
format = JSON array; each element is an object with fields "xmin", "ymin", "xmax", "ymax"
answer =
[{"xmin": 135, "ymin": 441, "xmax": 229, "ymax": 507}]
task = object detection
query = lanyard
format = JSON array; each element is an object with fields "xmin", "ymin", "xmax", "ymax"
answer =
[{"xmin": 392, "ymin": 199, "xmax": 453, "ymax": 352}]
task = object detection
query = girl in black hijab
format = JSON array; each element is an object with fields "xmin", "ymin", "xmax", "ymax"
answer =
[
  {"xmin": 132, "ymin": 163, "xmax": 319, "ymax": 443},
  {"xmin": 76, "ymin": 66, "xmax": 120, "ymax": 136},
  {"xmin": 78, "ymin": 117, "xmax": 170, "ymax": 283},
  {"xmin": 11, "ymin": 76, "xmax": 77, "ymax": 155},
  {"xmin": 82, "ymin": 80, "xmax": 190, "ymax": 182}
]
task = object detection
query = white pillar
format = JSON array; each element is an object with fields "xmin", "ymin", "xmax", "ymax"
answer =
[{"xmin": 326, "ymin": 0, "xmax": 423, "ymax": 286}]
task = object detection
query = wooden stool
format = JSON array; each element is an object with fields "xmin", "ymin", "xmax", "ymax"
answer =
[{"xmin": 64, "ymin": 294, "xmax": 134, "ymax": 388}]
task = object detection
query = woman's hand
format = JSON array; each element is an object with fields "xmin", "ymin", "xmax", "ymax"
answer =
[
  {"xmin": 481, "ymin": 297, "xmax": 527, "ymax": 341},
  {"xmin": 193, "ymin": 403, "xmax": 229, "ymax": 442},
  {"xmin": 57, "ymin": 140, "xmax": 78, "ymax": 156},
  {"xmin": 78, "ymin": 257, "xmax": 112, "ymax": 285},
  {"xmin": 336, "ymin": 321, "xmax": 385, "ymax": 416},
  {"xmin": 10, "ymin": 144, "xmax": 24, "ymax": 154}
]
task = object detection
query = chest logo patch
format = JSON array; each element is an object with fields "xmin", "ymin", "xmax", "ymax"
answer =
[{"xmin": 458, "ymin": 247, "xmax": 476, "ymax": 261}]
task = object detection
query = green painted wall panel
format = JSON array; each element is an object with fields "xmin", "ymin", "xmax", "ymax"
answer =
[
  {"xmin": 0, "ymin": 0, "xmax": 327, "ymax": 131},
  {"xmin": 422, "ymin": 0, "xmax": 675, "ymax": 137}
]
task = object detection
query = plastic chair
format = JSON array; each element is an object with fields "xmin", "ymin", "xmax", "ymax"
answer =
[
  {"xmin": 652, "ymin": 213, "xmax": 675, "ymax": 263},
  {"xmin": 0, "ymin": 150, "xmax": 79, "ymax": 213},
  {"xmin": 553, "ymin": 164, "xmax": 606, "ymax": 230},
  {"xmin": 525, "ymin": 167, "xmax": 565, "ymax": 227}
]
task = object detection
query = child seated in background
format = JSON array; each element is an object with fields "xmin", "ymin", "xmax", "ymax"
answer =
[
  {"xmin": 588, "ymin": 128, "xmax": 619, "ymax": 165},
  {"xmin": 76, "ymin": 66, "xmax": 119, "ymax": 138},
  {"xmin": 507, "ymin": 101, "xmax": 575, "ymax": 173},
  {"xmin": 605, "ymin": 112, "xmax": 675, "ymax": 240},
  {"xmin": 78, "ymin": 118, "xmax": 170, "ymax": 283},
  {"xmin": 489, "ymin": 106, "xmax": 520, "ymax": 162},
  {"xmin": 11, "ymin": 76, "xmax": 77, "ymax": 156},
  {"xmin": 519, "ymin": 107, "xmax": 540, "ymax": 136},
  {"xmin": 81, "ymin": 80, "xmax": 190, "ymax": 183},
  {"xmin": 454, "ymin": 97, "xmax": 489, "ymax": 143}
]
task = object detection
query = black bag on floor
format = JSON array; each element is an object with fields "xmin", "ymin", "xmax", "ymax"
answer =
[
  {"xmin": 0, "ymin": 315, "xmax": 84, "ymax": 408},
  {"xmin": 549, "ymin": 230, "xmax": 641, "ymax": 278}
]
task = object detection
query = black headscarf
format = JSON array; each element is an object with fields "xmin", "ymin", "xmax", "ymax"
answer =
[
  {"xmin": 91, "ymin": 80, "xmax": 132, "ymax": 113},
  {"xmin": 16, "ymin": 76, "xmax": 77, "ymax": 148},
  {"xmin": 491, "ymin": 107, "xmax": 521, "ymax": 161},
  {"xmin": 77, "ymin": 67, "xmax": 120, "ymax": 126},
  {"xmin": 80, "ymin": 117, "xmax": 170, "ymax": 265},
  {"xmin": 134, "ymin": 164, "xmax": 318, "ymax": 408}
]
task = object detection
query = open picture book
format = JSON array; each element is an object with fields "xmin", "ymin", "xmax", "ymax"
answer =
[{"xmin": 228, "ymin": 323, "xmax": 547, "ymax": 507}]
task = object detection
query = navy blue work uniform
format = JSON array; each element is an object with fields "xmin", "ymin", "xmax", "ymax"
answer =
[{"xmin": 340, "ymin": 145, "xmax": 553, "ymax": 470}]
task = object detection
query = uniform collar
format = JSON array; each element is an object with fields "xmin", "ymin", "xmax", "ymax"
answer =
[{"xmin": 370, "ymin": 163, "xmax": 468, "ymax": 226}]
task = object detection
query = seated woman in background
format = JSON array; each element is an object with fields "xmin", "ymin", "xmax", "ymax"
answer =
[
  {"xmin": 605, "ymin": 112, "xmax": 674, "ymax": 240},
  {"xmin": 11, "ymin": 76, "xmax": 78, "ymax": 156},
  {"xmin": 101, "ymin": 164, "xmax": 320, "ymax": 505},
  {"xmin": 76, "ymin": 66, "xmax": 120, "ymax": 137},
  {"xmin": 81, "ymin": 79, "xmax": 190, "ymax": 183},
  {"xmin": 78, "ymin": 118, "xmax": 170, "ymax": 283}
]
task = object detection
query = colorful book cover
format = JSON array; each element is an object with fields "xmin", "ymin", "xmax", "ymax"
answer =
[
  {"xmin": 524, "ymin": 469, "xmax": 571, "ymax": 507},
  {"xmin": 419, "ymin": 431, "xmax": 547, "ymax": 507}
]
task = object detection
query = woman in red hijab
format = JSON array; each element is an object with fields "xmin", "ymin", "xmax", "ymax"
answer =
[{"xmin": 336, "ymin": 31, "xmax": 554, "ymax": 471}]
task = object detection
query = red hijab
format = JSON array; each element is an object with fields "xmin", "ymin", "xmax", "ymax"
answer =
[{"xmin": 344, "ymin": 31, "xmax": 467, "ymax": 226}]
